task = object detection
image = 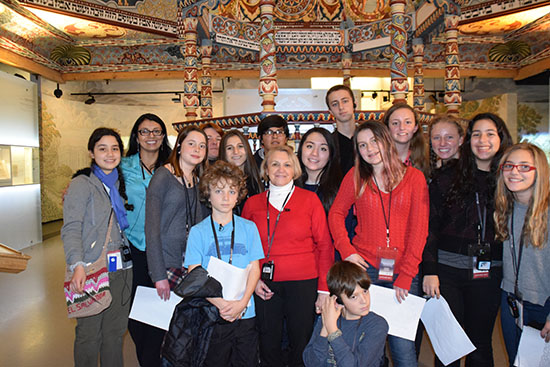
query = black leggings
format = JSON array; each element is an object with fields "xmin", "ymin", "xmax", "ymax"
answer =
[
  {"xmin": 255, "ymin": 278, "xmax": 318, "ymax": 367},
  {"xmin": 435, "ymin": 264, "xmax": 502, "ymax": 367}
]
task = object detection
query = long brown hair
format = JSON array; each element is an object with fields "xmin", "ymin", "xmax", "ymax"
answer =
[
  {"xmin": 219, "ymin": 129, "xmax": 264, "ymax": 195},
  {"xmin": 383, "ymin": 103, "xmax": 430, "ymax": 178},
  {"xmin": 166, "ymin": 126, "xmax": 208, "ymax": 179},
  {"xmin": 353, "ymin": 121, "xmax": 405, "ymax": 197},
  {"xmin": 494, "ymin": 143, "xmax": 549, "ymax": 248}
]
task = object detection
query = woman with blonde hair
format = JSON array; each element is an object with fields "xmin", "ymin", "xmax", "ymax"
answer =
[
  {"xmin": 242, "ymin": 144, "xmax": 334, "ymax": 367},
  {"xmin": 428, "ymin": 115, "xmax": 464, "ymax": 169},
  {"xmin": 494, "ymin": 143, "xmax": 550, "ymax": 365},
  {"xmin": 329, "ymin": 121, "xmax": 429, "ymax": 366}
]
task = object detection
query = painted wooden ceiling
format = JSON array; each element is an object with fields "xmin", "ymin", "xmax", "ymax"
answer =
[{"xmin": 1, "ymin": 0, "xmax": 550, "ymax": 82}]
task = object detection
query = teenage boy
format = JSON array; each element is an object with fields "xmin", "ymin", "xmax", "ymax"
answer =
[
  {"xmin": 254, "ymin": 115, "xmax": 290, "ymax": 168},
  {"xmin": 184, "ymin": 161, "xmax": 264, "ymax": 367},
  {"xmin": 303, "ymin": 261, "xmax": 388, "ymax": 367},
  {"xmin": 326, "ymin": 85, "xmax": 357, "ymax": 174}
]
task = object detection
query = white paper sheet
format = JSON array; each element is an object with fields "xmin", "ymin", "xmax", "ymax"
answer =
[
  {"xmin": 369, "ymin": 284, "xmax": 426, "ymax": 341},
  {"xmin": 421, "ymin": 296, "xmax": 476, "ymax": 366},
  {"xmin": 207, "ymin": 256, "xmax": 251, "ymax": 301},
  {"xmin": 514, "ymin": 326, "xmax": 550, "ymax": 366},
  {"xmin": 128, "ymin": 286, "xmax": 182, "ymax": 331}
]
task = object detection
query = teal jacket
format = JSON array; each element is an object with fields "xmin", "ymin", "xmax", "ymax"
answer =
[{"xmin": 121, "ymin": 154, "xmax": 152, "ymax": 251}]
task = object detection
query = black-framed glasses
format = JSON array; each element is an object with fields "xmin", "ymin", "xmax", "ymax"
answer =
[
  {"xmin": 500, "ymin": 163, "xmax": 536, "ymax": 172},
  {"xmin": 138, "ymin": 128, "xmax": 164, "ymax": 137},
  {"xmin": 264, "ymin": 129, "xmax": 285, "ymax": 137}
]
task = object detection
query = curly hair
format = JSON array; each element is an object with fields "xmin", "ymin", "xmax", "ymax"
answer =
[
  {"xmin": 199, "ymin": 160, "xmax": 248, "ymax": 205},
  {"xmin": 494, "ymin": 143, "xmax": 549, "ymax": 248},
  {"xmin": 447, "ymin": 113, "xmax": 513, "ymax": 208}
]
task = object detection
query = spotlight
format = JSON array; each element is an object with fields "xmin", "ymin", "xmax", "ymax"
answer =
[
  {"xmin": 372, "ymin": 91, "xmax": 378, "ymax": 99},
  {"xmin": 54, "ymin": 83, "xmax": 63, "ymax": 98},
  {"xmin": 171, "ymin": 93, "xmax": 181, "ymax": 103},
  {"xmin": 383, "ymin": 96, "xmax": 389, "ymax": 102},
  {"xmin": 85, "ymin": 93, "xmax": 96, "ymax": 105}
]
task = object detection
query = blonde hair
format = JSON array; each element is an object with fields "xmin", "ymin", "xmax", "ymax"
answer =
[
  {"xmin": 260, "ymin": 145, "xmax": 302, "ymax": 183},
  {"xmin": 494, "ymin": 143, "xmax": 550, "ymax": 248}
]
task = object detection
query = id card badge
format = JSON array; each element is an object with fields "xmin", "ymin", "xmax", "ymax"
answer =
[
  {"xmin": 261, "ymin": 261, "xmax": 275, "ymax": 281},
  {"xmin": 107, "ymin": 250, "xmax": 122, "ymax": 272},
  {"xmin": 377, "ymin": 246, "xmax": 399, "ymax": 281},
  {"xmin": 468, "ymin": 243, "xmax": 491, "ymax": 280},
  {"xmin": 516, "ymin": 300, "xmax": 524, "ymax": 329}
]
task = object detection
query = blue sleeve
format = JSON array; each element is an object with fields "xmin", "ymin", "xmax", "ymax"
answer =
[
  {"xmin": 303, "ymin": 318, "xmax": 329, "ymax": 367},
  {"xmin": 330, "ymin": 315, "xmax": 388, "ymax": 367},
  {"xmin": 183, "ymin": 224, "xmax": 206, "ymax": 268}
]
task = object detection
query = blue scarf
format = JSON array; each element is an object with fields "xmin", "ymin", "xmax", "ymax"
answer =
[{"xmin": 92, "ymin": 164, "xmax": 129, "ymax": 230}]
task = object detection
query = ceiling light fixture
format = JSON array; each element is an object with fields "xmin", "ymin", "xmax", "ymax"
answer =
[
  {"xmin": 84, "ymin": 93, "xmax": 96, "ymax": 105},
  {"xmin": 54, "ymin": 83, "xmax": 63, "ymax": 98},
  {"xmin": 372, "ymin": 91, "xmax": 378, "ymax": 99}
]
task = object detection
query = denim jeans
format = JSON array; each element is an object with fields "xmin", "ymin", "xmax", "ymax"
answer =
[
  {"xmin": 500, "ymin": 291, "xmax": 550, "ymax": 366},
  {"xmin": 366, "ymin": 263, "xmax": 420, "ymax": 367}
]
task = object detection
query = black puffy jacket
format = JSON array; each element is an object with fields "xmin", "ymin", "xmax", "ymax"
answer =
[{"xmin": 161, "ymin": 266, "xmax": 223, "ymax": 367}]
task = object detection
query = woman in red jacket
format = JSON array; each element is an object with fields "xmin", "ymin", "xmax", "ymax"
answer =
[
  {"xmin": 328, "ymin": 121, "xmax": 429, "ymax": 367},
  {"xmin": 242, "ymin": 144, "xmax": 334, "ymax": 367}
]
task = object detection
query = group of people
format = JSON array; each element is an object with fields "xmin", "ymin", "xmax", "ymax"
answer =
[{"xmin": 61, "ymin": 84, "xmax": 550, "ymax": 367}]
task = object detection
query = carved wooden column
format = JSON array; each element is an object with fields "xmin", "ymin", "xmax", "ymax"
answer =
[
  {"xmin": 183, "ymin": 17, "xmax": 199, "ymax": 119},
  {"xmin": 412, "ymin": 38, "xmax": 425, "ymax": 111},
  {"xmin": 200, "ymin": 39, "xmax": 213, "ymax": 119},
  {"xmin": 259, "ymin": 0, "xmax": 278, "ymax": 112},
  {"xmin": 390, "ymin": 0, "xmax": 409, "ymax": 104},
  {"xmin": 342, "ymin": 52, "xmax": 352, "ymax": 88},
  {"xmin": 444, "ymin": 14, "xmax": 461, "ymax": 115}
]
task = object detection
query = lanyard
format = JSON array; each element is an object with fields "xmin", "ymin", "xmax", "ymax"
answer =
[
  {"xmin": 510, "ymin": 205, "xmax": 526, "ymax": 298},
  {"xmin": 183, "ymin": 176, "xmax": 197, "ymax": 234},
  {"xmin": 373, "ymin": 176, "xmax": 392, "ymax": 247},
  {"xmin": 475, "ymin": 192, "xmax": 487, "ymax": 244},
  {"xmin": 337, "ymin": 316, "xmax": 363, "ymax": 352},
  {"xmin": 265, "ymin": 187, "xmax": 293, "ymax": 259},
  {"xmin": 210, "ymin": 214, "xmax": 235, "ymax": 265}
]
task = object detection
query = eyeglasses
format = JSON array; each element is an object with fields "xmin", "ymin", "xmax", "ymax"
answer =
[
  {"xmin": 500, "ymin": 163, "xmax": 536, "ymax": 172},
  {"xmin": 138, "ymin": 129, "xmax": 164, "ymax": 137},
  {"xmin": 264, "ymin": 130, "xmax": 285, "ymax": 137}
]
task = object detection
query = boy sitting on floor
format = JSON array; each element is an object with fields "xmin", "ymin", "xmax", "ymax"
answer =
[
  {"xmin": 184, "ymin": 160, "xmax": 264, "ymax": 367},
  {"xmin": 303, "ymin": 261, "xmax": 389, "ymax": 366}
]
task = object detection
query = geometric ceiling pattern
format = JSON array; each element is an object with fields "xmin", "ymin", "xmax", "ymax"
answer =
[{"xmin": 1, "ymin": 0, "xmax": 550, "ymax": 82}]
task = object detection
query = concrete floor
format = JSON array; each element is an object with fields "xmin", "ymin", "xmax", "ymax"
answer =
[{"xmin": 0, "ymin": 222, "xmax": 508, "ymax": 367}]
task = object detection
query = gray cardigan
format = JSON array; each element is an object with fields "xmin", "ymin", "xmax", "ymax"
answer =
[
  {"xmin": 502, "ymin": 202, "xmax": 550, "ymax": 320},
  {"xmin": 62, "ymin": 170, "xmax": 129, "ymax": 270},
  {"xmin": 145, "ymin": 166, "xmax": 207, "ymax": 283}
]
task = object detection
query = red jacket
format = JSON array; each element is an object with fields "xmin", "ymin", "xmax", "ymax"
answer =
[
  {"xmin": 242, "ymin": 187, "xmax": 334, "ymax": 291},
  {"xmin": 329, "ymin": 167, "xmax": 429, "ymax": 290}
]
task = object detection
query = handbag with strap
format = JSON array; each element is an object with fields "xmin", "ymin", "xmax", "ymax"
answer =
[{"xmin": 63, "ymin": 212, "xmax": 114, "ymax": 318}]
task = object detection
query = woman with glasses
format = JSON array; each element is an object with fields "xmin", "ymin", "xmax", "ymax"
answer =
[
  {"xmin": 423, "ymin": 113, "xmax": 513, "ymax": 366},
  {"xmin": 494, "ymin": 143, "xmax": 550, "ymax": 365},
  {"xmin": 122, "ymin": 113, "xmax": 172, "ymax": 367}
]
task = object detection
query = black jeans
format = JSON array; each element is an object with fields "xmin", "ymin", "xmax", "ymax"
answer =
[
  {"xmin": 255, "ymin": 278, "xmax": 317, "ymax": 367},
  {"xmin": 435, "ymin": 264, "xmax": 502, "ymax": 367},
  {"xmin": 128, "ymin": 244, "xmax": 166, "ymax": 367},
  {"xmin": 204, "ymin": 318, "xmax": 259, "ymax": 367}
]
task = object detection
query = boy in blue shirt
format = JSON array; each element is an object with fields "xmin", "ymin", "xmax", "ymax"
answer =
[
  {"xmin": 184, "ymin": 160, "xmax": 264, "ymax": 366},
  {"xmin": 303, "ymin": 261, "xmax": 389, "ymax": 366}
]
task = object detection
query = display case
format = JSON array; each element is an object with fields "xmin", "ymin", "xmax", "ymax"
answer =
[{"xmin": 0, "ymin": 145, "xmax": 39, "ymax": 187}]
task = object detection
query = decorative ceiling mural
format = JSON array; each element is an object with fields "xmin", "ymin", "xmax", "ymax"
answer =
[
  {"xmin": 0, "ymin": 0, "xmax": 550, "ymax": 81},
  {"xmin": 459, "ymin": 5, "xmax": 550, "ymax": 35}
]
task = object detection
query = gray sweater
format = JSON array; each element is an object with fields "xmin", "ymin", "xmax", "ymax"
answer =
[
  {"xmin": 62, "ymin": 170, "xmax": 129, "ymax": 270},
  {"xmin": 145, "ymin": 166, "xmax": 207, "ymax": 282},
  {"xmin": 502, "ymin": 202, "xmax": 550, "ymax": 319}
]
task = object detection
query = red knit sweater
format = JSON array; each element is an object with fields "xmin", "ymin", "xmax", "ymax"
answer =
[
  {"xmin": 328, "ymin": 167, "xmax": 429, "ymax": 290},
  {"xmin": 242, "ymin": 187, "xmax": 334, "ymax": 291}
]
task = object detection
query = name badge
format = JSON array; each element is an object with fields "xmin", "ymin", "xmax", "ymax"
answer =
[
  {"xmin": 377, "ymin": 246, "xmax": 399, "ymax": 281},
  {"xmin": 107, "ymin": 250, "xmax": 122, "ymax": 272}
]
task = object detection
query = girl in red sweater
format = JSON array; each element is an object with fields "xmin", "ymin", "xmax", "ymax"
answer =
[{"xmin": 328, "ymin": 121, "xmax": 429, "ymax": 367}]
